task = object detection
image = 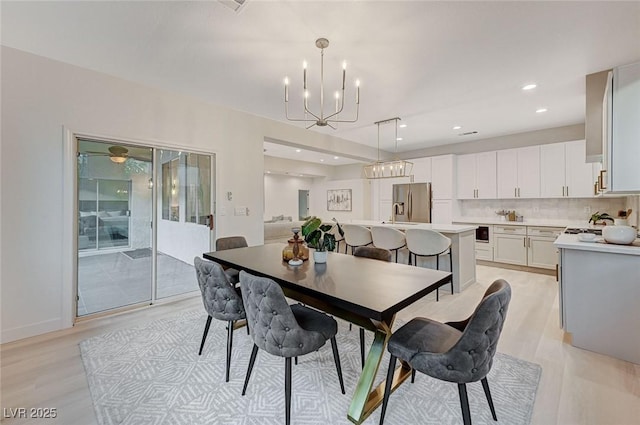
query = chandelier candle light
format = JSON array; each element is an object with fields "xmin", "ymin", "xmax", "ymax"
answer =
[
  {"xmin": 284, "ymin": 38, "xmax": 360, "ymax": 129},
  {"xmin": 363, "ymin": 117, "xmax": 413, "ymax": 179}
]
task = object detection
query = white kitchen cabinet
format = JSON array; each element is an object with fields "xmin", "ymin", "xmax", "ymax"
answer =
[
  {"xmin": 456, "ymin": 152, "xmax": 497, "ymax": 199},
  {"xmin": 431, "ymin": 154, "xmax": 455, "ymax": 200},
  {"xmin": 497, "ymin": 146, "xmax": 540, "ymax": 199},
  {"xmin": 541, "ymin": 140, "xmax": 594, "ymax": 198},
  {"xmin": 410, "ymin": 157, "xmax": 432, "ymax": 183},
  {"xmin": 493, "ymin": 225, "xmax": 527, "ymax": 265},
  {"xmin": 431, "ymin": 199, "xmax": 453, "ymax": 224},
  {"xmin": 526, "ymin": 227, "xmax": 563, "ymax": 269},
  {"xmin": 601, "ymin": 61, "xmax": 640, "ymax": 193},
  {"xmin": 456, "ymin": 154, "xmax": 476, "ymax": 199}
]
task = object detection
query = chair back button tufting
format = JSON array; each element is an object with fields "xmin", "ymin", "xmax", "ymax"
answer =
[{"xmin": 447, "ymin": 365, "xmax": 453, "ymax": 370}]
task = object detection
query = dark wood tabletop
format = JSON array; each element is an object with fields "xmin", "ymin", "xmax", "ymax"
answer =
[{"xmin": 203, "ymin": 243, "xmax": 451, "ymax": 323}]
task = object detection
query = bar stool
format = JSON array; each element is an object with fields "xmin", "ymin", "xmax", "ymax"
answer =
[
  {"xmin": 405, "ymin": 228, "xmax": 454, "ymax": 301},
  {"xmin": 342, "ymin": 224, "xmax": 373, "ymax": 254},
  {"xmin": 371, "ymin": 226, "xmax": 407, "ymax": 263}
]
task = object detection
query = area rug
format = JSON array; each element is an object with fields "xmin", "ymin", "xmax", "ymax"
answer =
[
  {"xmin": 122, "ymin": 248, "xmax": 152, "ymax": 260},
  {"xmin": 80, "ymin": 310, "xmax": 541, "ymax": 425}
]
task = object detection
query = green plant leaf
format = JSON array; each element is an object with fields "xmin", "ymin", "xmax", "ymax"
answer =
[{"xmin": 302, "ymin": 217, "xmax": 321, "ymax": 238}]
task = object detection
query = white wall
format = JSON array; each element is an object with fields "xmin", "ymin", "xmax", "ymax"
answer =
[
  {"xmin": 263, "ymin": 174, "xmax": 313, "ymax": 220},
  {"xmin": 0, "ymin": 47, "xmax": 369, "ymax": 343}
]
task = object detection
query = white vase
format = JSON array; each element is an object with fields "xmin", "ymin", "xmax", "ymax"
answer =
[
  {"xmin": 602, "ymin": 225, "xmax": 637, "ymax": 245},
  {"xmin": 313, "ymin": 250, "xmax": 328, "ymax": 263}
]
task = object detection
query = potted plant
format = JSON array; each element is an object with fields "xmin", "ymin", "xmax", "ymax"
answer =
[
  {"xmin": 589, "ymin": 211, "xmax": 614, "ymax": 225},
  {"xmin": 301, "ymin": 217, "xmax": 343, "ymax": 263}
]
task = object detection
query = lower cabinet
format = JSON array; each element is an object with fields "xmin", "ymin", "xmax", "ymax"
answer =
[
  {"xmin": 526, "ymin": 227, "xmax": 563, "ymax": 269},
  {"xmin": 494, "ymin": 231, "xmax": 528, "ymax": 265},
  {"xmin": 493, "ymin": 225, "xmax": 563, "ymax": 269}
]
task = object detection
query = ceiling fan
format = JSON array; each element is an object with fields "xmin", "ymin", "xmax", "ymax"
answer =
[{"xmin": 81, "ymin": 146, "xmax": 150, "ymax": 163}]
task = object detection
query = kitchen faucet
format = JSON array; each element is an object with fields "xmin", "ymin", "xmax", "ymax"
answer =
[{"xmin": 391, "ymin": 202, "xmax": 403, "ymax": 224}]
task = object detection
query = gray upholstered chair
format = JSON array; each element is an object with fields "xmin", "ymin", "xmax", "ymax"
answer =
[
  {"xmin": 215, "ymin": 236, "xmax": 248, "ymax": 284},
  {"xmin": 354, "ymin": 246, "xmax": 393, "ymax": 262},
  {"xmin": 379, "ymin": 279, "xmax": 512, "ymax": 425},
  {"xmin": 239, "ymin": 271, "xmax": 345, "ymax": 425},
  {"xmin": 353, "ymin": 246, "xmax": 392, "ymax": 368},
  {"xmin": 193, "ymin": 257, "xmax": 246, "ymax": 382}
]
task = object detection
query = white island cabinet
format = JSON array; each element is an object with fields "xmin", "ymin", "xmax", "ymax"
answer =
[
  {"xmin": 347, "ymin": 220, "xmax": 477, "ymax": 293},
  {"xmin": 555, "ymin": 234, "xmax": 640, "ymax": 364}
]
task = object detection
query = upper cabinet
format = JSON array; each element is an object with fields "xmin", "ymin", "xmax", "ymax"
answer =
[
  {"xmin": 540, "ymin": 140, "xmax": 595, "ymax": 198},
  {"xmin": 410, "ymin": 157, "xmax": 432, "ymax": 183},
  {"xmin": 601, "ymin": 62, "xmax": 640, "ymax": 193},
  {"xmin": 497, "ymin": 146, "xmax": 540, "ymax": 198},
  {"xmin": 456, "ymin": 152, "xmax": 497, "ymax": 199},
  {"xmin": 431, "ymin": 155, "xmax": 455, "ymax": 200}
]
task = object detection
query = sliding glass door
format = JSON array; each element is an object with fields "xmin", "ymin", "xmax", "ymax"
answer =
[
  {"xmin": 76, "ymin": 139, "xmax": 215, "ymax": 317},
  {"xmin": 156, "ymin": 149, "xmax": 215, "ymax": 299}
]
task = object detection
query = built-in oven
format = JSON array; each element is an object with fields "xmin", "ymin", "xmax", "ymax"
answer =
[{"xmin": 476, "ymin": 225, "xmax": 490, "ymax": 243}]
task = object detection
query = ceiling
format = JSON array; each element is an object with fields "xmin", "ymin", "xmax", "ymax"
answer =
[
  {"xmin": 3, "ymin": 1, "xmax": 640, "ymax": 158},
  {"xmin": 264, "ymin": 141, "xmax": 364, "ymax": 166}
]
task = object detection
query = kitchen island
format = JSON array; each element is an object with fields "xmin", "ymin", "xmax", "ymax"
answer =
[
  {"xmin": 346, "ymin": 220, "xmax": 477, "ymax": 293},
  {"xmin": 555, "ymin": 233, "xmax": 640, "ymax": 364}
]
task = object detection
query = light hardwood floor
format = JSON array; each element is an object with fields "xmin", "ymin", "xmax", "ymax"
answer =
[{"xmin": 1, "ymin": 264, "xmax": 639, "ymax": 424}]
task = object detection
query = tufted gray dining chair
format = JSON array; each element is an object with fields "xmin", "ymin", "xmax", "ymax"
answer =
[
  {"xmin": 215, "ymin": 236, "xmax": 248, "ymax": 284},
  {"xmin": 239, "ymin": 271, "xmax": 345, "ymax": 425},
  {"xmin": 353, "ymin": 246, "xmax": 392, "ymax": 368},
  {"xmin": 379, "ymin": 279, "xmax": 512, "ymax": 425},
  {"xmin": 193, "ymin": 257, "xmax": 246, "ymax": 382}
]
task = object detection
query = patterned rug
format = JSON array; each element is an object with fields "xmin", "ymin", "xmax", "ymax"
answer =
[{"xmin": 80, "ymin": 310, "xmax": 541, "ymax": 425}]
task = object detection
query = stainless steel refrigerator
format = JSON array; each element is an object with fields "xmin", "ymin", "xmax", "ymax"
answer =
[{"xmin": 392, "ymin": 183, "xmax": 432, "ymax": 223}]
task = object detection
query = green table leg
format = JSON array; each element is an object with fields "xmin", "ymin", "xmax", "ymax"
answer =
[{"xmin": 347, "ymin": 316, "xmax": 411, "ymax": 424}]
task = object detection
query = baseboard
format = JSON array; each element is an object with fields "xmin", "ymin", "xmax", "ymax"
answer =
[
  {"xmin": 0, "ymin": 318, "xmax": 63, "ymax": 344},
  {"xmin": 476, "ymin": 260, "xmax": 555, "ymax": 276}
]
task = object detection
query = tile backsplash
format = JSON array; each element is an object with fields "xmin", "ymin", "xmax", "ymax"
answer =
[{"xmin": 459, "ymin": 197, "xmax": 628, "ymax": 222}]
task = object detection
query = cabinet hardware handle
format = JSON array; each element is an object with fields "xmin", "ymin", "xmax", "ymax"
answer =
[
  {"xmin": 523, "ymin": 237, "xmax": 526, "ymax": 247},
  {"xmin": 599, "ymin": 169, "xmax": 607, "ymax": 190},
  {"xmin": 566, "ymin": 186, "xmax": 569, "ymax": 197},
  {"xmin": 555, "ymin": 264, "xmax": 559, "ymax": 282},
  {"xmin": 562, "ymin": 186, "xmax": 565, "ymax": 196},
  {"xmin": 518, "ymin": 187, "xmax": 521, "ymax": 197},
  {"xmin": 594, "ymin": 181, "xmax": 599, "ymax": 196}
]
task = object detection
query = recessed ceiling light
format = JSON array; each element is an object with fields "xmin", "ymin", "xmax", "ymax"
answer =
[
  {"xmin": 396, "ymin": 137, "xmax": 403, "ymax": 141},
  {"xmin": 399, "ymin": 124, "xmax": 407, "ymax": 128},
  {"xmin": 320, "ymin": 159, "xmax": 324, "ymax": 162},
  {"xmin": 522, "ymin": 83, "xmax": 537, "ymax": 91},
  {"xmin": 334, "ymin": 156, "xmax": 339, "ymax": 160},
  {"xmin": 295, "ymin": 149, "xmax": 302, "ymax": 153},
  {"xmin": 536, "ymin": 108, "xmax": 548, "ymax": 113},
  {"xmin": 453, "ymin": 125, "xmax": 462, "ymax": 130},
  {"xmin": 266, "ymin": 170, "xmax": 271, "ymax": 174}
]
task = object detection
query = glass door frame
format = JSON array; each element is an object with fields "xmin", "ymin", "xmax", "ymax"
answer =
[{"xmin": 71, "ymin": 132, "xmax": 217, "ymax": 322}]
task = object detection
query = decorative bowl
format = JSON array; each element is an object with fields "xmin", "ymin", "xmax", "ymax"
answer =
[
  {"xmin": 602, "ymin": 225, "xmax": 637, "ymax": 245},
  {"xmin": 578, "ymin": 233, "xmax": 597, "ymax": 242}
]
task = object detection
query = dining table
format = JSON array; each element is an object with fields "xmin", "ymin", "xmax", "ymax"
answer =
[{"xmin": 203, "ymin": 243, "xmax": 452, "ymax": 424}]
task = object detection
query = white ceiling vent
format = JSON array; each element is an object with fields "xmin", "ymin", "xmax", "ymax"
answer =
[{"xmin": 218, "ymin": 0, "xmax": 248, "ymax": 13}]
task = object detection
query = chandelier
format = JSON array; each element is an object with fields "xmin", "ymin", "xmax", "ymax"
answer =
[
  {"xmin": 284, "ymin": 38, "xmax": 360, "ymax": 129},
  {"xmin": 363, "ymin": 117, "xmax": 413, "ymax": 179}
]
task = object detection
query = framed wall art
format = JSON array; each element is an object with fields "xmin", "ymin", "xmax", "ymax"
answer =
[{"xmin": 327, "ymin": 189, "xmax": 352, "ymax": 211}]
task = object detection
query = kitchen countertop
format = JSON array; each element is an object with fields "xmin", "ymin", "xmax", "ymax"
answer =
[
  {"xmin": 453, "ymin": 217, "xmax": 589, "ymax": 228},
  {"xmin": 554, "ymin": 233, "xmax": 640, "ymax": 255},
  {"xmin": 347, "ymin": 220, "xmax": 477, "ymax": 234}
]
